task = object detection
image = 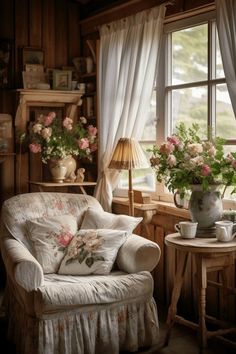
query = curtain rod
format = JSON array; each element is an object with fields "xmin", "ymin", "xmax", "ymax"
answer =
[{"xmin": 79, "ymin": 0, "xmax": 174, "ymax": 25}]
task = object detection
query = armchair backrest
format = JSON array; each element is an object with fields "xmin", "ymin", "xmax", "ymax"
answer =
[{"xmin": 1, "ymin": 192, "xmax": 103, "ymax": 251}]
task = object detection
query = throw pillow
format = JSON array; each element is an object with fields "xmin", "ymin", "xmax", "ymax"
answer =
[
  {"xmin": 80, "ymin": 207, "xmax": 142, "ymax": 235},
  {"xmin": 26, "ymin": 214, "xmax": 78, "ymax": 273},
  {"xmin": 58, "ymin": 229, "xmax": 128, "ymax": 275}
]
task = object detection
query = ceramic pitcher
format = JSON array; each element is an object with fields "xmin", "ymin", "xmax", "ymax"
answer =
[{"xmin": 215, "ymin": 220, "xmax": 236, "ymax": 242}]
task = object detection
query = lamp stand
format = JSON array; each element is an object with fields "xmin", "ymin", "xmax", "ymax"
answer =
[{"xmin": 128, "ymin": 168, "xmax": 134, "ymax": 216}]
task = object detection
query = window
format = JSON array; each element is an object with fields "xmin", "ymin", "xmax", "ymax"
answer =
[{"xmin": 156, "ymin": 10, "xmax": 236, "ymax": 201}]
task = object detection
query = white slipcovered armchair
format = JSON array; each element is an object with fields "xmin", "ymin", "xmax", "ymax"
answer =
[{"xmin": 0, "ymin": 192, "xmax": 161, "ymax": 354}]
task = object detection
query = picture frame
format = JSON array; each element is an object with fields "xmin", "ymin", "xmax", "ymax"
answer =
[
  {"xmin": 22, "ymin": 71, "xmax": 48, "ymax": 89},
  {"xmin": 22, "ymin": 47, "xmax": 44, "ymax": 66},
  {"xmin": 53, "ymin": 70, "xmax": 72, "ymax": 91},
  {"xmin": 25, "ymin": 64, "xmax": 44, "ymax": 73},
  {"xmin": 0, "ymin": 38, "xmax": 13, "ymax": 88}
]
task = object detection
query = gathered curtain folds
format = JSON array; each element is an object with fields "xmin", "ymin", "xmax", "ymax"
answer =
[
  {"xmin": 95, "ymin": 4, "xmax": 166, "ymax": 211},
  {"xmin": 216, "ymin": 0, "xmax": 236, "ymax": 117}
]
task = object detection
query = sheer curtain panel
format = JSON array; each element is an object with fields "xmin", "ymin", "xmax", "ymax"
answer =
[
  {"xmin": 216, "ymin": 0, "xmax": 236, "ymax": 116},
  {"xmin": 95, "ymin": 4, "xmax": 166, "ymax": 211}
]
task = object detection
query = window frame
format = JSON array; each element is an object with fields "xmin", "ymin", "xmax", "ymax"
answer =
[{"xmin": 155, "ymin": 9, "xmax": 236, "ymax": 206}]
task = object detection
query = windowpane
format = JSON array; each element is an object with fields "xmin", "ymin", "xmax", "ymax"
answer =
[
  {"xmin": 172, "ymin": 86, "xmax": 208, "ymax": 138},
  {"xmin": 216, "ymin": 84, "xmax": 236, "ymax": 139},
  {"xmin": 172, "ymin": 24, "xmax": 208, "ymax": 85},
  {"xmin": 216, "ymin": 30, "xmax": 224, "ymax": 78}
]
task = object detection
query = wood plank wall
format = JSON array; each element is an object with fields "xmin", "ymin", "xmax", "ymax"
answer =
[{"xmin": 0, "ymin": 0, "xmax": 81, "ymax": 201}]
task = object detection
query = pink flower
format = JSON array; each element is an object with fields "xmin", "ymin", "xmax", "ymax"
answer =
[
  {"xmin": 160, "ymin": 142, "xmax": 174, "ymax": 155},
  {"xmin": 226, "ymin": 153, "xmax": 234, "ymax": 163},
  {"xmin": 231, "ymin": 160, "xmax": 236, "ymax": 169},
  {"xmin": 167, "ymin": 135, "xmax": 180, "ymax": 146},
  {"xmin": 58, "ymin": 232, "xmax": 73, "ymax": 247},
  {"xmin": 44, "ymin": 112, "xmax": 56, "ymax": 126},
  {"xmin": 201, "ymin": 164, "xmax": 211, "ymax": 176},
  {"xmin": 87, "ymin": 125, "xmax": 97, "ymax": 136},
  {"xmin": 29, "ymin": 143, "xmax": 42, "ymax": 153},
  {"xmin": 63, "ymin": 117, "xmax": 73, "ymax": 130},
  {"xmin": 167, "ymin": 154, "xmax": 177, "ymax": 167},
  {"xmin": 78, "ymin": 138, "xmax": 89, "ymax": 150},
  {"xmin": 90, "ymin": 142, "xmax": 98, "ymax": 152}
]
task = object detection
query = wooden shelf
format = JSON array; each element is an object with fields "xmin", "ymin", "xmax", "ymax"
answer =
[{"xmin": 80, "ymin": 72, "xmax": 96, "ymax": 78}]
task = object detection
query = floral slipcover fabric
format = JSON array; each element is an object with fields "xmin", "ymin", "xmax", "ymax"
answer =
[{"xmin": 1, "ymin": 192, "xmax": 160, "ymax": 354}]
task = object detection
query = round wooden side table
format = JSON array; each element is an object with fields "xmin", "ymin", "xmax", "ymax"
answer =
[{"xmin": 164, "ymin": 233, "xmax": 236, "ymax": 351}]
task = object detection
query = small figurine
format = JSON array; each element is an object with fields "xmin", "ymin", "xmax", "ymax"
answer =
[{"xmin": 75, "ymin": 168, "xmax": 85, "ymax": 183}]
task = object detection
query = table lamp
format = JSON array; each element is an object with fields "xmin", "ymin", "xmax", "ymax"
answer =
[{"xmin": 109, "ymin": 138, "xmax": 149, "ymax": 216}]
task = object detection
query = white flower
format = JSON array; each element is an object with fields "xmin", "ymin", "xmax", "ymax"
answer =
[
  {"xmin": 189, "ymin": 156, "xmax": 204, "ymax": 167},
  {"xmin": 32, "ymin": 123, "xmax": 42, "ymax": 134},
  {"xmin": 187, "ymin": 143, "xmax": 203, "ymax": 156},
  {"xmin": 80, "ymin": 116, "xmax": 87, "ymax": 124},
  {"xmin": 41, "ymin": 127, "xmax": 52, "ymax": 140}
]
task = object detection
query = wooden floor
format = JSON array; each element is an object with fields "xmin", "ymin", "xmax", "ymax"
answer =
[{"xmin": 0, "ymin": 298, "xmax": 235, "ymax": 354}]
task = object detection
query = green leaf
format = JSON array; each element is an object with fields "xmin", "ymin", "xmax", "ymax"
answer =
[{"xmin": 85, "ymin": 257, "xmax": 94, "ymax": 267}]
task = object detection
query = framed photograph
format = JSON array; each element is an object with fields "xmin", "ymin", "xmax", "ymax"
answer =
[
  {"xmin": 25, "ymin": 64, "xmax": 44, "ymax": 73},
  {"xmin": 22, "ymin": 47, "xmax": 44, "ymax": 66},
  {"xmin": 0, "ymin": 38, "xmax": 13, "ymax": 88},
  {"xmin": 53, "ymin": 70, "xmax": 72, "ymax": 91},
  {"xmin": 22, "ymin": 71, "xmax": 48, "ymax": 89}
]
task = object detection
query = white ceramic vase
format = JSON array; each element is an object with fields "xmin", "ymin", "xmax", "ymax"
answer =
[{"xmin": 48, "ymin": 159, "xmax": 67, "ymax": 183}]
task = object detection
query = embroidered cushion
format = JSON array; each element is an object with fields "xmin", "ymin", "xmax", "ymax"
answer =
[
  {"xmin": 58, "ymin": 229, "xmax": 128, "ymax": 275},
  {"xmin": 26, "ymin": 214, "xmax": 78, "ymax": 273},
  {"xmin": 80, "ymin": 207, "xmax": 142, "ymax": 235}
]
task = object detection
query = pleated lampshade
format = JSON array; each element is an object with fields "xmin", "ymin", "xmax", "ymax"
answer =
[
  {"xmin": 108, "ymin": 138, "xmax": 149, "ymax": 170},
  {"xmin": 109, "ymin": 138, "xmax": 149, "ymax": 216}
]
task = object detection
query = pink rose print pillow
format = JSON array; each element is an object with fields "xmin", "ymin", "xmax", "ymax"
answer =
[
  {"xmin": 26, "ymin": 214, "xmax": 78, "ymax": 273},
  {"xmin": 58, "ymin": 229, "xmax": 128, "ymax": 275}
]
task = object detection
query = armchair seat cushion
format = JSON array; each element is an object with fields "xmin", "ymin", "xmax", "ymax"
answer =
[{"xmin": 35, "ymin": 271, "xmax": 153, "ymax": 315}]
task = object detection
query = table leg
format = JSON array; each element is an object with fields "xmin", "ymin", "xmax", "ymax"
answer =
[
  {"xmin": 195, "ymin": 255, "xmax": 207, "ymax": 349},
  {"xmin": 164, "ymin": 251, "xmax": 189, "ymax": 346},
  {"xmin": 79, "ymin": 186, "xmax": 87, "ymax": 195}
]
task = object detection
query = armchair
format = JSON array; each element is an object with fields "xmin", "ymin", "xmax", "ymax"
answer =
[{"xmin": 0, "ymin": 192, "xmax": 161, "ymax": 354}]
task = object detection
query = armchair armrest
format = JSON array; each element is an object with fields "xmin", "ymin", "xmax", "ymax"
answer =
[
  {"xmin": 116, "ymin": 234, "xmax": 161, "ymax": 273},
  {"xmin": 1, "ymin": 237, "xmax": 44, "ymax": 291}
]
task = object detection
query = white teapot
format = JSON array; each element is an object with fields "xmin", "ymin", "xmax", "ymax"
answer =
[{"xmin": 215, "ymin": 220, "xmax": 236, "ymax": 242}]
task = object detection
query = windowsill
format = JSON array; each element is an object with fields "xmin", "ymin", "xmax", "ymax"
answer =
[{"xmin": 112, "ymin": 197, "xmax": 190, "ymax": 218}]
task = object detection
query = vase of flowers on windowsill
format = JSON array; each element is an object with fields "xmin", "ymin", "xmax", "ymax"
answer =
[
  {"xmin": 148, "ymin": 122, "xmax": 236, "ymax": 236},
  {"xmin": 26, "ymin": 112, "xmax": 98, "ymax": 182}
]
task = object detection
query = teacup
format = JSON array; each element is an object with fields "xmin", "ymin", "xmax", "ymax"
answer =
[
  {"xmin": 215, "ymin": 220, "xmax": 236, "ymax": 242},
  {"xmin": 175, "ymin": 221, "xmax": 198, "ymax": 239}
]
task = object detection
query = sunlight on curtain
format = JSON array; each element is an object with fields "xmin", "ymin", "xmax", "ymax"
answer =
[
  {"xmin": 95, "ymin": 5, "xmax": 166, "ymax": 211},
  {"xmin": 216, "ymin": 0, "xmax": 236, "ymax": 117}
]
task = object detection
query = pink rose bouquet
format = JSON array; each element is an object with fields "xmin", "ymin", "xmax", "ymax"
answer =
[
  {"xmin": 27, "ymin": 112, "xmax": 98, "ymax": 163},
  {"xmin": 149, "ymin": 122, "xmax": 236, "ymax": 197}
]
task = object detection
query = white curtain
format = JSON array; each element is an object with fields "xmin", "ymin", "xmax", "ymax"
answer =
[
  {"xmin": 216, "ymin": 0, "xmax": 236, "ymax": 116},
  {"xmin": 95, "ymin": 5, "xmax": 166, "ymax": 211}
]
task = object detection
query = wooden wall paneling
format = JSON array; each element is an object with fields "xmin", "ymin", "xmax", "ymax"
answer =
[
  {"xmin": 218, "ymin": 264, "xmax": 235, "ymax": 323},
  {"xmin": 68, "ymin": 1, "xmax": 81, "ymax": 64},
  {"xmin": 1, "ymin": 92, "xmax": 15, "ymax": 201},
  {"xmin": 165, "ymin": 230, "xmax": 176, "ymax": 306},
  {"xmin": 28, "ymin": 0, "xmax": 43, "ymax": 185},
  {"xmin": 0, "ymin": 0, "xmax": 14, "ymax": 38},
  {"xmin": 29, "ymin": 0, "xmax": 42, "ymax": 47},
  {"xmin": 15, "ymin": 0, "xmax": 29, "ymax": 194},
  {"xmin": 42, "ymin": 0, "xmax": 55, "ymax": 68},
  {"xmin": 15, "ymin": 0, "xmax": 29, "ymax": 83},
  {"xmin": 184, "ymin": 0, "xmax": 214, "ymax": 12},
  {"xmin": 54, "ymin": 0, "xmax": 68, "ymax": 68}
]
